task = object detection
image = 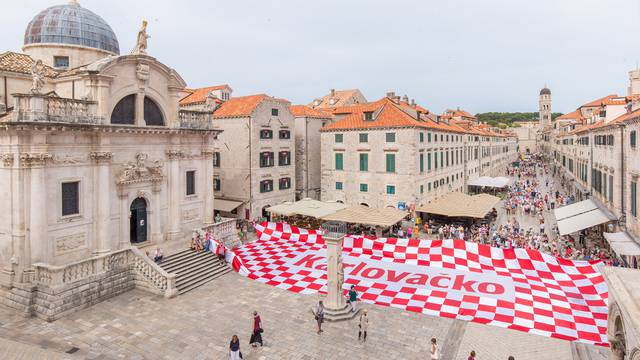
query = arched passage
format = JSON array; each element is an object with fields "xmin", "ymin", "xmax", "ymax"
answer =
[{"xmin": 130, "ymin": 197, "xmax": 148, "ymax": 243}]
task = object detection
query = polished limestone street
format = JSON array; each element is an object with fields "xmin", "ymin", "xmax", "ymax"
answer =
[{"xmin": 0, "ymin": 268, "xmax": 609, "ymax": 360}]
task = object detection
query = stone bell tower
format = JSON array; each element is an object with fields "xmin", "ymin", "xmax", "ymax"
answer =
[{"xmin": 539, "ymin": 86, "xmax": 552, "ymax": 128}]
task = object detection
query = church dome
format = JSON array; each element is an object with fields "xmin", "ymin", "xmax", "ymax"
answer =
[
  {"xmin": 23, "ymin": 1, "xmax": 120, "ymax": 55},
  {"xmin": 540, "ymin": 87, "xmax": 551, "ymax": 95}
]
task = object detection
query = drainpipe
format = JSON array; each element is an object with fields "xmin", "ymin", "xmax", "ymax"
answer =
[{"xmin": 621, "ymin": 124, "xmax": 626, "ymax": 223}]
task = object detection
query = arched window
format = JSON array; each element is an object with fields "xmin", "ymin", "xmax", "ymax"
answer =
[
  {"xmin": 144, "ymin": 96, "xmax": 164, "ymax": 126},
  {"xmin": 111, "ymin": 94, "xmax": 136, "ymax": 124}
]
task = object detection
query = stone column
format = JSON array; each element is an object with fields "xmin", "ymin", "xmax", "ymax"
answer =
[
  {"xmin": 322, "ymin": 233, "xmax": 357, "ymax": 321},
  {"xmin": 202, "ymin": 149, "xmax": 214, "ymax": 225},
  {"xmin": 90, "ymin": 152, "xmax": 113, "ymax": 254},
  {"xmin": 166, "ymin": 150, "xmax": 182, "ymax": 241},
  {"xmin": 151, "ymin": 180, "xmax": 162, "ymax": 242},
  {"xmin": 118, "ymin": 187, "xmax": 130, "ymax": 249},
  {"xmin": 135, "ymin": 92, "xmax": 145, "ymax": 126},
  {"xmin": 0, "ymin": 154, "xmax": 19, "ymax": 287},
  {"xmin": 23, "ymin": 153, "xmax": 51, "ymax": 264}
]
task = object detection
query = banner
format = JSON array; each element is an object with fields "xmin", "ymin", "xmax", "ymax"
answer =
[{"xmin": 231, "ymin": 222, "xmax": 609, "ymax": 346}]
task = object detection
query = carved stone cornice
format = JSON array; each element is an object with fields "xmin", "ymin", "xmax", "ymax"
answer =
[
  {"xmin": 0, "ymin": 154, "xmax": 14, "ymax": 167},
  {"xmin": 201, "ymin": 149, "xmax": 214, "ymax": 159},
  {"xmin": 89, "ymin": 151, "xmax": 114, "ymax": 164},
  {"xmin": 165, "ymin": 150, "xmax": 184, "ymax": 160},
  {"xmin": 19, "ymin": 152, "xmax": 52, "ymax": 167}
]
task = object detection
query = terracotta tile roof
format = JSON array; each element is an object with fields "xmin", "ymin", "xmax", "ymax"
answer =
[
  {"xmin": 309, "ymin": 89, "xmax": 364, "ymax": 109},
  {"xmin": 212, "ymin": 94, "xmax": 267, "ymax": 118},
  {"xmin": 580, "ymin": 94, "xmax": 618, "ymax": 108},
  {"xmin": 180, "ymin": 85, "xmax": 230, "ymax": 106},
  {"xmin": 0, "ymin": 51, "xmax": 58, "ymax": 77},
  {"xmin": 556, "ymin": 109, "xmax": 583, "ymax": 121},
  {"xmin": 321, "ymin": 97, "xmax": 467, "ymax": 134},
  {"xmin": 443, "ymin": 108, "xmax": 476, "ymax": 119},
  {"xmin": 289, "ymin": 105, "xmax": 332, "ymax": 119}
]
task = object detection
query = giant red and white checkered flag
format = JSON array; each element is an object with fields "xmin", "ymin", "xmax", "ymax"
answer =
[{"xmin": 231, "ymin": 222, "xmax": 608, "ymax": 346}]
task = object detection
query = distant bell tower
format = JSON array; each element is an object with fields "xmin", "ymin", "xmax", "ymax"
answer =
[
  {"xmin": 539, "ymin": 86, "xmax": 552, "ymax": 128},
  {"xmin": 628, "ymin": 68, "xmax": 640, "ymax": 96}
]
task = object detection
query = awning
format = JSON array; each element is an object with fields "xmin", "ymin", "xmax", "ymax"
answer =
[
  {"xmin": 415, "ymin": 192, "xmax": 501, "ymax": 218},
  {"xmin": 557, "ymin": 209, "xmax": 611, "ymax": 235},
  {"xmin": 554, "ymin": 199, "xmax": 599, "ymax": 221},
  {"xmin": 214, "ymin": 199, "xmax": 243, "ymax": 212},
  {"xmin": 468, "ymin": 176, "xmax": 511, "ymax": 188},
  {"xmin": 266, "ymin": 198, "xmax": 347, "ymax": 219},
  {"xmin": 322, "ymin": 205, "xmax": 408, "ymax": 228},
  {"xmin": 604, "ymin": 232, "xmax": 640, "ymax": 256}
]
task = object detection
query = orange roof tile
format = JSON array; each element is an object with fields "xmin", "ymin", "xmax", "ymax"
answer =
[
  {"xmin": 556, "ymin": 109, "xmax": 583, "ymax": 121},
  {"xmin": 213, "ymin": 94, "xmax": 268, "ymax": 118},
  {"xmin": 580, "ymin": 94, "xmax": 618, "ymax": 108},
  {"xmin": 289, "ymin": 105, "xmax": 332, "ymax": 119},
  {"xmin": 310, "ymin": 89, "xmax": 364, "ymax": 109},
  {"xmin": 0, "ymin": 51, "xmax": 58, "ymax": 77},
  {"xmin": 179, "ymin": 85, "xmax": 230, "ymax": 105}
]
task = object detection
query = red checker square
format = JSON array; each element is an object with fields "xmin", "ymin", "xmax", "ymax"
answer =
[
  {"xmin": 514, "ymin": 310, "xmax": 534, "ymax": 320},
  {"xmin": 554, "ymin": 318, "xmax": 576, "ymax": 330},
  {"xmin": 443, "ymin": 298, "xmax": 462, "ymax": 307},
  {"xmin": 380, "ymin": 290, "xmax": 399, "ymax": 297},
  {"xmin": 533, "ymin": 321, "xmax": 556, "ymax": 333},
  {"xmin": 411, "ymin": 294, "xmax": 429, "ymax": 302},
  {"xmin": 391, "ymin": 297, "xmax": 410, "ymax": 306},
  {"xmin": 371, "ymin": 282, "xmax": 387, "ymax": 290}
]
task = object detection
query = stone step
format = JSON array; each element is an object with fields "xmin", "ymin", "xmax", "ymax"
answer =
[
  {"xmin": 158, "ymin": 249, "xmax": 232, "ymax": 295},
  {"xmin": 177, "ymin": 267, "xmax": 231, "ymax": 294},
  {"xmin": 172, "ymin": 259, "xmax": 227, "ymax": 281},
  {"xmin": 162, "ymin": 252, "xmax": 215, "ymax": 273}
]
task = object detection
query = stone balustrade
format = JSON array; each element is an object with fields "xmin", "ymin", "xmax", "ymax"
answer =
[
  {"xmin": 177, "ymin": 109, "xmax": 215, "ymax": 130},
  {"xmin": 33, "ymin": 247, "xmax": 177, "ymax": 298},
  {"xmin": 11, "ymin": 93, "xmax": 101, "ymax": 124},
  {"xmin": 203, "ymin": 217, "xmax": 240, "ymax": 247}
]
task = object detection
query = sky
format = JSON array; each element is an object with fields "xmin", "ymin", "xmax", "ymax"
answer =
[{"xmin": 2, "ymin": 0, "xmax": 640, "ymax": 114}]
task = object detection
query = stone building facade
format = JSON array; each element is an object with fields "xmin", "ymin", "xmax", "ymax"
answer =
[
  {"xmin": 0, "ymin": 1, "xmax": 221, "ymax": 319},
  {"xmin": 290, "ymin": 105, "xmax": 332, "ymax": 200},
  {"xmin": 320, "ymin": 95, "xmax": 518, "ymax": 209}
]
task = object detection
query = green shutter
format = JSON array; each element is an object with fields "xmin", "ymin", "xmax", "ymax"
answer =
[
  {"xmin": 386, "ymin": 153, "xmax": 395, "ymax": 173},
  {"xmin": 359, "ymin": 153, "xmax": 368, "ymax": 171},
  {"xmin": 420, "ymin": 153, "xmax": 424, "ymax": 172},
  {"xmin": 360, "ymin": 183, "xmax": 368, "ymax": 192},
  {"xmin": 386, "ymin": 185, "xmax": 395, "ymax": 194},
  {"xmin": 428, "ymin": 153, "xmax": 432, "ymax": 171},
  {"xmin": 335, "ymin": 153, "xmax": 343, "ymax": 170},
  {"xmin": 335, "ymin": 134, "xmax": 343, "ymax": 143},
  {"xmin": 434, "ymin": 152, "xmax": 438, "ymax": 169}
]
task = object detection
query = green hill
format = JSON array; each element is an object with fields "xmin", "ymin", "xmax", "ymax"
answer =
[{"xmin": 475, "ymin": 112, "xmax": 563, "ymax": 128}]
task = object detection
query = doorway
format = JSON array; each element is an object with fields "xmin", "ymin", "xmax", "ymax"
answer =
[{"xmin": 130, "ymin": 197, "xmax": 148, "ymax": 243}]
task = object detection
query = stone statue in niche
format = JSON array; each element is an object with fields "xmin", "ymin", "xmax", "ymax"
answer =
[
  {"xmin": 132, "ymin": 20, "xmax": 150, "ymax": 54},
  {"xmin": 30, "ymin": 60, "xmax": 46, "ymax": 93}
]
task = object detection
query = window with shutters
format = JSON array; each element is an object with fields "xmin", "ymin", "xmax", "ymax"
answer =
[
  {"xmin": 335, "ymin": 153, "xmax": 343, "ymax": 170},
  {"xmin": 632, "ymin": 131, "xmax": 637, "ymax": 148},
  {"xmin": 386, "ymin": 185, "xmax": 396, "ymax": 195},
  {"xmin": 260, "ymin": 129, "xmax": 273, "ymax": 139},
  {"xmin": 260, "ymin": 180, "xmax": 273, "ymax": 193},
  {"xmin": 61, "ymin": 181, "xmax": 80, "ymax": 216},
  {"xmin": 427, "ymin": 153, "xmax": 432, "ymax": 171},
  {"xmin": 359, "ymin": 133, "xmax": 368, "ymax": 143},
  {"xmin": 428, "ymin": 133, "xmax": 432, "ymax": 142},
  {"xmin": 279, "ymin": 130, "xmax": 291, "ymax": 139},
  {"xmin": 359, "ymin": 153, "xmax": 368, "ymax": 171},
  {"xmin": 279, "ymin": 177, "xmax": 291, "ymax": 190},
  {"xmin": 386, "ymin": 132, "xmax": 396, "ymax": 142},
  {"xmin": 214, "ymin": 178, "xmax": 221, "ymax": 191},
  {"xmin": 260, "ymin": 152, "xmax": 274, "ymax": 167},
  {"xmin": 335, "ymin": 182, "xmax": 343, "ymax": 190},
  {"xmin": 420, "ymin": 153, "xmax": 424, "ymax": 173},
  {"xmin": 186, "ymin": 171, "xmax": 196, "ymax": 196},
  {"xmin": 420, "ymin": 133, "xmax": 424, "ymax": 142},
  {"xmin": 386, "ymin": 153, "xmax": 396, "ymax": 173},
  {"xmin": 335, "ymin": 134, "xmax": 343, "ymax": 143},
  {"xmin": 271, "ymin": 108, "xmax": 279, "ymax": 116},
  {"xmin": 632, "ymin": 181, "xmax": 638, "ymax": 217},
  {"xmin": 359, "ymin": 183, "xmax": 368, "ymax": 192},
  {"xmin": 279, "ymin": 151, "xmax": 291, "ymax": 166},
  {"xmin": 213, "ymin": 152, "xmax": 220, "ymax": 167}
]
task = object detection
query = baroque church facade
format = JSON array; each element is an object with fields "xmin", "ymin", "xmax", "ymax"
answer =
[{"xmin": 0, "ymin": 1, "xmax": 220, "ymax": 318}]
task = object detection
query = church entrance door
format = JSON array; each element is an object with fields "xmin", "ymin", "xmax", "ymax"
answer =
[{"xmin": 130, "ymin": 197, "xmax": 148, "ymax": 243}]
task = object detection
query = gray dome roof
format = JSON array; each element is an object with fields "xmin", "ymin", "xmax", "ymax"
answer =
[
  {"xmin": 24, "ymin": 2, "xmax": 120, "ymax": 54},
  {"xmin": 540, "ymin": 87, "xmax": 551, "ymax": 95}
]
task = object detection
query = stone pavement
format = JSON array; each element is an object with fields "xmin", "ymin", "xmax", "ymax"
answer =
[{"xmin": 0, "ymin": 271, "xmax": 609, "ymax": 360}]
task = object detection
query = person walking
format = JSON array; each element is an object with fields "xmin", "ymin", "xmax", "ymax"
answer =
[
  {"xmin": 430, "ymin": 338, "xmax": 440, "ymax": 359},
  {"xmin": 347, "ymin": 285, "xmax": 358, "ymax": 313},
  {"xmin": 229, "ymin": 335, "xmax": 241, "ymax": 360},
  {"xmin": 358, "ymin": 309, "xmax": 369, "ymax": 342},
  {"xmin": 249, "ymin": 311, "xmax": 263, "ymax": 347},
  {"xmin": 314, "ymin": 301, "xmax": 324, "ymax": 334}
]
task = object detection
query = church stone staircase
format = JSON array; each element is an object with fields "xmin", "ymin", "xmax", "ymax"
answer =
[{"xmin": 159, "ymin": 249, "xmax": 231, "ymax": 294}]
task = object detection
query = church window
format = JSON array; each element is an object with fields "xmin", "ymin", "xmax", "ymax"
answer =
[
  {"xmin": 144, "ymin": 97, "xmax": 164, "ymax": 126},
  {"xmin": 53, "ymin": 56, "xmax": 69, "ymax": 69},
  {"xmin": 61, "ymin": 181, "xmax": 80, "ymax": 216},
  {"xmin": 111, "ymin": 94, "xmax": 136, "ymax": 124},
  {"xmin": 186, "ymin": 171, "xmax": 196, "ymax": 196},
  {"xmin": 271, "ymin": 108, "xmax": 279, "ymax": 116}
]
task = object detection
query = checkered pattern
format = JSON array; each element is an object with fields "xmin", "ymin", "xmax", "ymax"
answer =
[{"xmin": 231, "ymin": 222, "xmax": 609, "ymax": 346}]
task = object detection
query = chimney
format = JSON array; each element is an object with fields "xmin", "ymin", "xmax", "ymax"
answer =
[
  {"xmin": 330, "ymin": 89, "xmax": 336, "ymax": 97},
  {"xmin": 393, "ymin": 95, "xmax": 400, "ymax": 104},
  {"xmin": 386, "ymin": 91, "xmax": 395, "ymax": 99},
  {"xmin": 402, "ymin": 94, "xmax": 409, "ymax": 103},
  {"xmin": 410, "ymin": 99, "xmax": 416, "ymax": 107}
]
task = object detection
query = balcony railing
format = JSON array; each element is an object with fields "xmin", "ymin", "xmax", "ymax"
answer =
[
  {"xmin": 12, "ymin": 93, "xmax": 100, "ymax": 124},
  {"xmin": 178, "ymin": 109, "xmax": 215, "ymax": 130}
]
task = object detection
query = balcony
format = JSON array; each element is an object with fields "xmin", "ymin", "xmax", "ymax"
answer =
[
  {"xmin": 11, "ymin": 93, "xmax": 100, "ymax": 124},
  {"xmin": 177, "ymin": 109, "xmax": 215, "ymax": 130}
]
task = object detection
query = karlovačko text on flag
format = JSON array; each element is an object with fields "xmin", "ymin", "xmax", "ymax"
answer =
[{"xmin": 229, "ymin": 222, "xmax": 609, "ymax": 346}]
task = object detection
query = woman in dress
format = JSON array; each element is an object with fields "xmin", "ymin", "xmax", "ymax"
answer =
[
  {"xmin": 358, "ymin": 309, "xmax": 369, "ymax": 342},
  {"xmin": 314, "ymin": 301, "xmax": 324, "ymax": 334},
  {"xmin": 229, "ymin": 335, "xmax": 241, "ymax": 360},
  {"xmin": 249, "ymin": 311, "xmax": 263, "ymax": 347},
  {"xmin": 430, "ymin": 337, "xmax": 440, "ymax": 359}
]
